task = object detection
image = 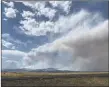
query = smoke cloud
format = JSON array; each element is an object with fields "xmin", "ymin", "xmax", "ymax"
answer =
[{"xmin": 23, "ymin": 10, "xmax": 108, "ymax": 71}]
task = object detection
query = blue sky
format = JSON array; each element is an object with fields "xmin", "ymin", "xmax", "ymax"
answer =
[{"xmin": 2, "ymin": 1, "xmax": 108, "ymax": 71}]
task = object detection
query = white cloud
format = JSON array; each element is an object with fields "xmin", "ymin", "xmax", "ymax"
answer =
[
  {"xmin": 2, "ymin": 33, "xmax": 14, "ymax": 42},
  {"xmin": 18, "ymin": 1, "xmax": 73, "ymax": 36},
  {"xmin": 22, "ymin": 1, "xmax": 71, "ymax": 16},
  {"xmin": 19, "ymin": 18, "xmax": 55, "ymax": 36},
  {"xmin": 49, "ymin": 1, "xmax": 71, "ymax": 14},
  {"xmin": 2, "ymin": 34, "xmax": 16, "ymax": 50},
  {"xmin": 3, "ymin": 1, "xmax": 14, "ymax": 8},
  {"xmin": 21, "ymin": 1, "xmax": 35, "ymax": 8},
  {"xmin": 2, "ymin": 39, "xmax": 15, "ymax": 49},
  {"xmin": 21, "ymin": 1, "xmax": 56, "ymax": 20},
  {"xmin": 21, "ymin": 10, "xmax": 35, "ymax": 19},
  {"xmin": 4, "ymin": 7, "xmax": 18, "ymax": 18},
  {"xmin": 19, "ymin": 9, "xmax": 104, "ymax": 37},
  {"xmin": 19, "ymin": 18, "xmax": 38, "ymax": 35},
  {"xmin": 2, "ymin": 33, "xmax": 10, "ymax": 38},
  {"xmin": 39, "ymin": 7, "xmax": 56, "ymax": 20},
  {"xmin": 3, "ymin": 1, "xmax": 18, "ymax": 18},
  {"xmin": 2, "ymin": 50, "xmax": 26, "ymax": 58},
  {"xmin": 2, "ymin": 33, "xmax": 27, "ymax": 48}
]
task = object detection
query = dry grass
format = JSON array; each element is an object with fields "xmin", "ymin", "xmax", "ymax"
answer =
[
  {"xmin": 2, "ymin": 72, "xmax": 109, "ymax": 86},
  {"xmin": 2, "ymin": 72, "xmax": 108, "ymax": 77}
]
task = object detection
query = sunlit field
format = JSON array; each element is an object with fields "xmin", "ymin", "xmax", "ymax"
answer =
[{"xmin": 2, "ymin": 72, "xmax": 109, "ymax": 86}]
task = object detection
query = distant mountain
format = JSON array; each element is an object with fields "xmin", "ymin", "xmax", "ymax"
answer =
[
  {"xmin": 30, "ymin": 68, "xmax": 60, "ymax": 72},
  {"xmin": 2, "ymin": 68, "xmax": 72, "ymax": 72},
  {"xmin": 2, "ymin": 69, "xmax": 29, "ymax": 72}
]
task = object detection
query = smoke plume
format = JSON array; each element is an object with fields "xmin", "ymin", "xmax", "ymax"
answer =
[{"xmin": 23, "ymin": 10, "xmax": 108, "ymax": 71}]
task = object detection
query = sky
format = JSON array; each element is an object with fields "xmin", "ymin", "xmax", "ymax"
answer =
[{"xmin": 1, "ymin": 1, "xmax": 108, "ymax": 71}]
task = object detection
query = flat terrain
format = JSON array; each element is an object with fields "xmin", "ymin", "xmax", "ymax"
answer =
[{"xmin": 2, "ymin": 72, "xmax": 109, "ymax": 86}]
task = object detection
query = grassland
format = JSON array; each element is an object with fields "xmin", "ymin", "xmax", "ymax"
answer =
[{"xmin": 1, "ymin": 72, "xmax": 109, "ymax": 86}]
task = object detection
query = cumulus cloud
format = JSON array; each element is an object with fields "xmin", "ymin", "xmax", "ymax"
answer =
[
  {"xmin": 21, "ymin": 1, "xmax": 71, "ymax": 20},
  {"xmin": 18, "ymin": 1, "xmax": 71, "ymax": 36},
  {"xmin": 49, "ymin": 1, "xmax": 71, "ymax": 14},
  {"xmin": 21, "ymin": 1, "xmax": 71, "ymax": 15},
  {"xmin": 19, "ymin": 9, "xmax": 104, "ymax": 37},
  {"xmin": 21, "ymin": 1, "xmax": 56, "ymax": 20},
  {"xmin": 22, "ymin": 10, "xmax": 108, "ymax": 71},
  {"xmin": 19, "ymin": 18, "xmax": 55, "ymax": 36},
  {"xmin": 21, "ymin": 10, "xmax": 35, "ymax": 19},
  {"xmin": 19, "ymin": 18, "xmax": 39, "ymax": 35},
  {"xmin": 19, "ymin": 1, "xmax": 72, "ymax": 36},
  {"xmin": 4, "ymin": 7, "xmax": 18, "ymax": 18},
  {"xmin": 3, "ymin": 1, "xmax": 18, "ymax": 18},
  {"xmin": 39, "ymin": 7, "xmax": 56, "ymax": 20},
  {"xmin": 3, "ymin": 1, "xmax": 14, "ymax": 8}
]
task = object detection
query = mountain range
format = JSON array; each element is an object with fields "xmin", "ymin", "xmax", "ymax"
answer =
[{"xmin": 2, "ymin": 68, "xmax": 72, "ymax": 72}]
